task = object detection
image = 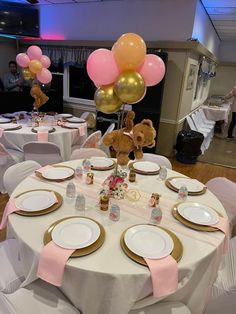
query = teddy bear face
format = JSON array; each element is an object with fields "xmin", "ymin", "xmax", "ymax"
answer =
[{"xmin": 133, "ymin": 119, "xmax": 156, "ymax": 148}]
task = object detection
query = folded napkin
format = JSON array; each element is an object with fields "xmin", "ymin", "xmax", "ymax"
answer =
[
  {"xmin": 79, "ymin": 125, "xmax": 86, "ymax": 136},
  {"xmin": 0, "ymin": 128, "xmax": 4, "ymax": 138},
  {"xmin": 0, "ymin": 198, "xmax": 18, "ymax": 230},
  {"xmin": 211, "ymin": 217, "xmax": 229, "ymax": 253},
  {"xmin": 144, "ymin": 255, "xmax": 178, "ymax": 298},
  {"xmin": 37, "ymin": 131, "xmax": 48, "ymax": 141},
  {"xmin": 37, "ymin": 241, "xmax": 75, "ymax": 286},
  {"xmin": 35, "ymin": 165, "xmax": 53, "ymax": 174}
]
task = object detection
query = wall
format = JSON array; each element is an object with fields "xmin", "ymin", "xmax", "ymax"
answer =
[
  {"xmin": 40, "ymin": 0, "xmax": 196, "ymax": 41},
  {"xmin": 192, "ymin": 0, "xmax": 220, "ymax": 57},
  {"xmin": 210, "ymin": 65, "xmax": 236, "ymax": 96},
  {"xmin": 219, "ymin": 42, "xmax": 236, "ymax": 63},
  {"xmin": 0, "ymin": 38, "xmax": 17, "ymax": 80}
]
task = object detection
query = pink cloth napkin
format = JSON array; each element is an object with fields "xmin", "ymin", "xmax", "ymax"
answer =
[
  {"xmin": 37, "ymin": 241, "xmax": 75, "ymax": 286},
  {"xmin": 79, "ymin": 125, "xmax": 86, "ymax": 136},
  {"xmin": 0, "ymin": 128, "xmax": 4, "ymax": 138},
  {"xmin": 144, "ymin": 255, "xmax": 178, "ymax": 298},
  {"xmin": 211, "ymin": 217, "xmax": 229, "ymax": 253},
  {"xmin": 37, "ymin": 131, "xmax": 48, "ymax": 141},
  {"xmin": 0, "ymin": 199, "xmax": 18, "ymax": 230}
]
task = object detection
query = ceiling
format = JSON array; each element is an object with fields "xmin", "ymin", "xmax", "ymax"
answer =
[{"xmin": 0, "ymin": 0, "xmax": 118, "ymax": 3}]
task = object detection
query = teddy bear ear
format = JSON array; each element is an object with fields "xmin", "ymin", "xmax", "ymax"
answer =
[{"xmin": 141, "ymin": 119, "xmax": 153, "ymax": 127}]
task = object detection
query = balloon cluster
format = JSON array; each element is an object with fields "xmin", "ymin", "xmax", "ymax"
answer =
[
  {"xmin": 87, "ymin": 33, "xmax": 165, "ymax": 114},
  {"xmin": 16, "ymin": 45, "xmax": 52, "ymax": 84}
]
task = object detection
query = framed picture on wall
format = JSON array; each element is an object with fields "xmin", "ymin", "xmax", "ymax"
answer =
[{"xmin": 186, "ymin": 64, "xmax": 197, "ymax": 91}]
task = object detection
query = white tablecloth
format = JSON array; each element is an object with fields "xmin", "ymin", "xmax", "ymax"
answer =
[
  {"xmin": 201, "ymin": 103, "xmax": 231, "ymax": 123},
  {"xmin": 0, "ymin": 123, "xmax": 87, "ymax": 161},
  {"xmin": 7, "ymin": 160, "xmax": 227, "ymax": 314}
]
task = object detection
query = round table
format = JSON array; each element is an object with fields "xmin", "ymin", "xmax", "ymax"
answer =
[
  {"xmin": 7, "ymin": 159, "xmax": 227, "ymax": 314},
  {"xmin": 0, "ymin": 122, "xmax": 87, "ymax": 161}
]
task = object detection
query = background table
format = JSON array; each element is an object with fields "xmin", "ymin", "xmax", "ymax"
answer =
[
  {"xmin": 8, "ymin": 160, "xmax": 227, "ymax": 314},
  {"xmin": 201, "ymin": 103, "xmax": 230, "ymax": 123}
]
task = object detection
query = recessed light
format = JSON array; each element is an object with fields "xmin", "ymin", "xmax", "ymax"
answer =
[{"xmin": 0, "ymin": 22, "xmax": 6, "ymax": 25}]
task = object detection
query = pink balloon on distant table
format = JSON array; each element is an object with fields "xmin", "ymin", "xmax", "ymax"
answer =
[
  {"xmin": 40, "ymin": 55, "xmax": 51, "ymax": 68},
  {"xmin": 16, "ymin": 53, "xmax": 30, "ymax": 68},
  {"xmin": 139, "ymin": 54, "xmax": 165, "ymax": 86},
  {"xmin": 27, "ymin": 45, "xmax": 43, "ymax": 60},
  {"xmin": 37, "ymin": 68, "xmax": 52, "ymax": 84},
  {"xmin": 87, "ymin": 49, "xmax": 120, "ymax": 86}
]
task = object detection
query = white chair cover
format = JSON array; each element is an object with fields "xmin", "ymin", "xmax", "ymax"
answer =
[
  {"xmin": 186, "ymin": 116, "xmax": 210, "ymax": 153},
  {"xmin": 70, "ymin": 148, "xmax": 107, "ymax": 160},
  {"xmin": 99, "ymin": 123, "xmax": 115, "ymax": 157},
  {"xmin": 206, "ymin": 177, "xmax": 236, "ymax": 234},
  {"xmin": 129, "ymin": 301, "xmax": 191, "ymax": 314},
  {"xmin": 204, "ymin": 237, "xmax": 236, "ymax": 314},
  {"xmin": 0, "ymin": 144, "xmax": 24, "ymax": 193},
  {"xmin": 0, "ymin": 239, "xmax": 25, "ymax": 294},
  {"xmin": 80, "ymin": 131, "xmax": 102, "ymax": 149},
  {"xmin": 191, "ymin": 112, "xmax": 214, "ymax": 138},
  {"xmin": 23, "ymin": 142, "xmax": 63, "ymax": 166},
  {"xmin": 199, "ymin": 109, "xmax": 215, "ymax": 126},
  {"xmin": 141, "ymin": 153, "xmax": 172, "ymax": 169},
  {"xmin": 0, "ymin": 279, "xmax": 81, "ymax": 314},
  {"xmin": 3, "ymin": 161, "xmax": 41, "ymax": 196}
]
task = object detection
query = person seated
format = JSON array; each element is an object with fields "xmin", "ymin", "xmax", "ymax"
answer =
[{"xmin": 3, "ymin": 61, "xmax": 23, "ymax": 92}]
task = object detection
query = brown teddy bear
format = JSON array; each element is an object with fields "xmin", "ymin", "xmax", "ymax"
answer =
[
  {"xmin": 103, "ymin": 111, "xmax": 156, "ymax": 165},
  {"xmin": 30, "ymin": 83, "xmax": 49, "ymax": 110}
]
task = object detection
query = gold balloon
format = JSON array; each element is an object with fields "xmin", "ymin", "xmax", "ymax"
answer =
[
  {"xmin": 95, "ymin": 84, "xmax": 123, "ymax": 114},
  {"xmin": 114, "ymin": 71, "xmax": 146, "ymax": 104},
  {"xmin": 29, "ymin": 59, "xmax": 43, "ymax": 74},
  {"xmin": 112, "ymin": 33, "xmax": 146, "ymax": 71},
  {"xmin": 22, "ymin": 67, "xmax": 35, "ymax": 80}
]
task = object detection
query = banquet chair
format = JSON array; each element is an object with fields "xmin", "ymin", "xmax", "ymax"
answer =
[
  {"xmin": 129, "ymin": 301, "xmax": 191, "ymax": 314},
  {"xmin": 0, "ymin": 143, "xmax": 24, "ymax": 193},
  {"xmin": 70, "ymin": 148, "xmax": 107, "ymax": 160},
  {"xmin": 80, "ymin": 130, "xmax": 102, "ymax": 149},
  {"xmin": 3, "ymin": 160, "xmax": 41, "ymax": 196},
  {"xmin": 141, "ymin": 153, "xmax": 172, "ymax": 169},
  {"xmin": 98, "ymin": 123, "xmax": 115, "ymax": 157},
  {"xmin": 204, "ymin": 236, "xmax": 236, "ymax": 314},
  {"xmin": 198, "ymin": 109, "xmax": 215, "ymax": 126},
  {"xmin": 206, "ymin": 177, "xmax": 236, "ymax": 235},
  {"xmin": 23, "ymin": 142, "xmax": 63, "ymax": 166},
  {"xmin": 191, "ymin": 112, "xmax": 214, "ymax": 138},
  {"xmin": 0, "ymin": 279, "xmax": 81, "ymax": 314},
  {"xmin": 0, "ymin": 239, "xmax": 25, "ymax": 294}
]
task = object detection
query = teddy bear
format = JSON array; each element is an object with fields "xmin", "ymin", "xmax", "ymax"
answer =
[
  {"xmin": 30, "ymin": 83, "xmax": 49, "ymax": 110},
  {"xmin": 103, "ymin": 110, "xmax": 156, "ymax": 166}
]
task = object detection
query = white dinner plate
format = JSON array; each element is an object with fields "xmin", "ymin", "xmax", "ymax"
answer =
[
  {"xmin": 91, "ymin": 157, "xmax": 114, "ymax": 168},
  {"xmin": 66, "ymin": 117, "xmax": 85, "ymax": 123},
  {"xmin": 63, "ymin": 123, "xmax": 80, "ymax": 129},
  {"xmin": 124, "ymin": 225, "xmax": 174, "ymax": 259},
  {"xmin": 169, "ymin": 178, "xmax": 205, "ymax": 192},
  {"xmin": 133, "ymin": 161, "xmax": 160, "ymax": 173},
  {"xmin": 33, "ymin": 126, "xmax": 54, "ymax": 132},
  {"xmin": 0, "ymin": 123, "xmax": 19, "ymax": 130},
  {"xmin": 177, "ymin": 202, "xmax": 219, "ymax": 225},
  {"xmin": 0, "ymin": 117, "xmax": 11, "ymax": 123},
  {"xmin": 41, "ymin": 167, "xmax": 74, "ymax": 180},
  {"xmin": 2, "ymin": 113, "xmax": 16, "ymax": 118},
  {"xmin": 52, "ymin": 217, "xmax": 101, "ymax": 249},
  {"xmin": 57, "ymin": 113, "xmax": 73, "ymax": 119},
  {"xmin": 15, "ymin": 191, "xmax": 57, "ymax": 212}
]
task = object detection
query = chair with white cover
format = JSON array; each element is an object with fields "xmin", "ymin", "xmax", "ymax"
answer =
[
  {"xmin": 141, "ymin": 153, "xmax": 172, "ymax": 169},
  {"xmin": 0, "ymin": 239, "xmax": 25, "ymax": 294},
  {"xmin": 80, "ymin": 130, "xmax": 102, "ymax": 149},
  {"xmin": 3, "ymin": 160, "xmax": 41, "ymax": 196},
  {"xmin": 98, "ymin": 123, "xmax": 115, "ymax": 157},
  {"xmin": 70, "ymin": 148, "xmax": 107, "ymax": 160},
  {"xmin": 0, "ymin": 143, "xmax": 24, "ymax": 193},
  {"xmin": 0, "ymin": 279, "xmax": 81, "ymax": 314},
  {"xmin": 204, "ymin": 236, "xmax": 236, "ymax": 314},
  {"xmin": 129, "ymin": 301, "xmax": 191, "ymax": 314},
  {"xmin": 191, "ymin": 112, "xmax": 214, "ymax": 138},
  {"xmin": 206, "ymin": 177, "xmax": 236, "ymax": 235},
  {"xmin": 198, "ymin": 109, "xmax": 215, "ymax": 126},
  {"xmin": 186, "ymin": 116, "xmax": 210, "ymax": 153},
  {"xmin": 23, "ymin": 142, "xmax": 63, "ymax": 166}
]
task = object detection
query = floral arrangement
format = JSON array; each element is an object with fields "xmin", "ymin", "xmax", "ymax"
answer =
[{"xmin": 101, "ymin": 168, "xmax": 128, "ymax": 199}]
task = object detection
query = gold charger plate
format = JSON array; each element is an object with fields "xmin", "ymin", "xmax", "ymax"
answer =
[
  {"xmin": 91, "ymin": 159, "xmax": 116, "ymax": 171},
  {"xmin": 44, "ymin": 216, "xmax": 105, "ymax": 257},
  {"xmin": 165, "ymin": 177, "xmax": 207, "ymax": 196},
  {"xmin": 15, "ymin": 189, "xmax": 63, "ymax": 217},
  {"xmin": 3, "ymin": 125, "xmax": 22, "ymax": 131},
  {"xmin": 31, "ymin": 127, "xmax": 56, "ymax": 133},
  {"xmin": 120, "ymin": 225, "xmax": 183, "ymax": 266},
  {"xmin": 129, "ymin": 162, "xmax": 160, "ymax": 176},
  {"xmin": 172, "ymin": 202, "xmax": 222, "ymax": 232},
  {"xmin": 60, "ymin": 125, "xmax": 79, "ymax": 130},
  {"xmin": 35, "ymin": 165, "xmax": 75, "ymax": 182}
]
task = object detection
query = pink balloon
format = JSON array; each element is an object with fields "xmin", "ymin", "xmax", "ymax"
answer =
[
  {"xmin": 27, "ymin": 45, "xmax": 43, "ymax": 60},
  {"xmin": 16, "ymin": 53, "xmax": 30, "ymax": 68},
  {"xmin": 139, "ymin": 54, "xmax": 165, "ymax": 87},
  {"xmin": 87, "ymin": 49, "xmax": 120, "ymax": 86},
  {"xmin": 36, "ymin": 68, "xmax": 52, "ymax": 84},
  {"xmin": 40, "ymin": 55, "xmax": 51, "ymax": 68}
]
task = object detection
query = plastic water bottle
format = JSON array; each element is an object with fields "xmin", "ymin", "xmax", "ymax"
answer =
[
  {"xmin": 75, "ymin": 166, "xmax": 83, "ymax": 180},
  {"xmin": 178, "ymin": 185, "xmax": 188, "ymax": 201},
  {"xmin": 66, "ymin": 182, "xmax": 76, "ymax": 198},
  {"xmin": 109, "ymin": 204, "xmax": 120, "ymax": 221},
  {"xmin": 159, "ymin": 166, "xmax": 167, "ymax": 180},
  {"xmin": 150, "ymin": 206, "xmax": 162, "ymax": 225},
  {"xmin": 75, "ymin": 193, "xmax": 86, "ymax": 211}
]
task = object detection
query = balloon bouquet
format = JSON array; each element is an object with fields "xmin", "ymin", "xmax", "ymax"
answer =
[{"xmin": 16, "ymin": 45, "xmax": 52, "ymax": 110}]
